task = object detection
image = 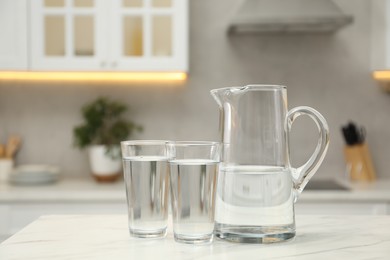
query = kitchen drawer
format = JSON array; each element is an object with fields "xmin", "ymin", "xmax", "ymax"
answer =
[
  {"xmin": 0, "ymin": 203, "xmax": 127, "ymax": 237},
  {"xmin": 295, "ymin": 202, "xmax": 388, "ymax": 215}
]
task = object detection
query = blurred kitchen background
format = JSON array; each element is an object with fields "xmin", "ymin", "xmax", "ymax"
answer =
[
  {"xmin": 1, "ymin": 0, "xmax": 390, "ymax": 241},
  {"xmin": 1, "ymin": 0, "xmax": 388, "ymax": 179}
]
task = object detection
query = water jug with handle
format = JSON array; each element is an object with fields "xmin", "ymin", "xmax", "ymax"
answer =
[{"xmin": 210, "ymin": 85, "xmax": 330, "ymax": 243}]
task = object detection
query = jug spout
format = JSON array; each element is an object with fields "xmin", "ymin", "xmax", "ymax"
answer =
[
  {"xmin": 210, "ymin": 89, "xmax": 223, "ymax": 108},
  {"xmin": 210, "ymin": 86, "xmax": 249, "ymax": 107}
]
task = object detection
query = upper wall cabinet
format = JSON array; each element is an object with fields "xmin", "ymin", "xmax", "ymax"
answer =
[
  {"xmin": 371, "ymin": 0, "xmax": 390, "ymax": 87},
  {"xmin": 0, "ymin": 0, "xmax": 28, "ymax": 70},
  {"xmin": 29, "ymin": 0, "xmax": 188, "ymax": 71},
  {"xmin": 110, "ymin": 0, "xmax": 188, "ymax": 71},
  {"xmin": 30, "ymin": 0, "xmax": 107, "ymax": 70},
  {"xmin": 371, "ymin": 0, "xmax": 388, "ymax": 72}
]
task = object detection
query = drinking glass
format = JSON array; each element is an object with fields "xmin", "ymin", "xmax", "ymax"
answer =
[
  {"xmin": 166, "ymin": 141, "xmax": 220, "ymax": 244},
  {"xmin": 121, "ymin": 140, "xmax": 170, "ymax": 238}
]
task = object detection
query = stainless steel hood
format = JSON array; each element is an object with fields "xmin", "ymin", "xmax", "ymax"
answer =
[{"xmin": 228, "ymin": 0, "xmax": 353, "ymax": 34}]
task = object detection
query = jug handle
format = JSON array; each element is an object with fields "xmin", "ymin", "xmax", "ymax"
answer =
[{"xmin": 285, "ymin": 106, "xmax": 330, "ymax": 199}]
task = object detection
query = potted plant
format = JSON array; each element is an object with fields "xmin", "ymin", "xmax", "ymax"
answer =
[{"xmin": 73, "ymin": 97, "xmax": 142, "ymax": 182}]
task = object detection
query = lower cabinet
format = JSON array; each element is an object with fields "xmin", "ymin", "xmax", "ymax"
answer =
[
  {"xmin": 295, "ymin": 202, "xmax": 389, "ymax": 215},
  {"xmin": 0, "ymin": 202, "xmax": 127, "ymax": 241}
]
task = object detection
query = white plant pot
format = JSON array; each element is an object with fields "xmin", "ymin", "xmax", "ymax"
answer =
[{"xmin": 88, "ymin": 145, "xmax": 121, "ymax": 182}]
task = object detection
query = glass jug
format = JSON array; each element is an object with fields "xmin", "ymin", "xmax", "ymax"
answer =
[{"xmin": 210, "ymin": 85, "xmax": 330, "ymax": 243}]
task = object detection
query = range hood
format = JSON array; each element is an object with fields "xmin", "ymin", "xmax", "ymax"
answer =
[{"xmin": 228, "ymin": 0, "xmax": 353, "ymax": 34}]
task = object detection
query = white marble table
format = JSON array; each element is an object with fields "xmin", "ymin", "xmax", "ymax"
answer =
[{"xmin": 1, "ymin": 215, "xmax": 390, "ymax": 259}]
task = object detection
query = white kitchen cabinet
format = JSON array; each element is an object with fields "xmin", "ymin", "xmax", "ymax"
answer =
[
  {"xmin": 0, "ymin": 203, "xmax": 127, "ymax": 240},
  {"xmin": 30, "ymin": 0, "xmax": 108, "ymax": 70},
  {"xmin": 371, "ymin": 0, "xmax": 390, "ymax": 87},
  {"xmin": 0, "ymin": 0, "xmax": 28, "ymax": 70},
  {"xmin": 296, "ymin": 202, "xmax": 388, "ymax": 215},
  {"xmin": 110, "ymin": 0, "xmax": 188, "ymax": 71},
  {"xmin": 29, "ymin": 0, "xmax": 188, "ymax": 71},
  {"xmin": 371, "ymin": 0, "xmax": 389, "ymax": 72}
]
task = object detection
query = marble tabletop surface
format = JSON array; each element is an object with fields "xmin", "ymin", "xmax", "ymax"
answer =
[
  {"xmin": 0, "ymin": 178, "xmax": 390, "ymax": 203},
  {"xmin": 1, "ymin": 215, "xmax": 390, "ymax": 259}
]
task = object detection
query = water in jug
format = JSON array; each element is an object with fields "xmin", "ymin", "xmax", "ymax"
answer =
[{"xmin": 210, "ymin": 85, "xmax": 330, "ymax": 243}]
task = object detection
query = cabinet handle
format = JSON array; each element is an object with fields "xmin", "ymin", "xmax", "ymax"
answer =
[
  {"xmin": 100, "ymin": 61, "xmax": 107, "ymax": 67},
  {"xmin": 111, "ymin": 61, "xmax": 117, "ymax": 68}
]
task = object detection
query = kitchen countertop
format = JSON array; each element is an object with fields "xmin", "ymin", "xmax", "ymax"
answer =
[
  {"xmin": 0, "ymin": 178, "xmax": 389, "ymax": 203},
  {"xmin": 1, "ymin": 214, "xmax": 390, "ymax": 259}
]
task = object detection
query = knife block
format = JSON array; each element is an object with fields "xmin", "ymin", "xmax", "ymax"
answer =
[{"xmin": 344, "ymin": 143, "xmax": 376, "ymax": 182}]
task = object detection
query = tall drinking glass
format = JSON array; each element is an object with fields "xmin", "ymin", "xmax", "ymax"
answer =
[
  {"xmin": 167, "ymin": 141, "xmax": 220, "ymax": 244},
  {"xmin": 121, "ymin": 140, "xmax": 169, "ymax": 238}
]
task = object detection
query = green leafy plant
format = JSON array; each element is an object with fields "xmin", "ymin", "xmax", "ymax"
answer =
[{"xmin": 73, "ymin": 97, "xmax": 142, "ymax": 150}]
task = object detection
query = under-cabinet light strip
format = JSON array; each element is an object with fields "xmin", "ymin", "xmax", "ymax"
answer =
[
  {"xmin": 373, "ymin": 71, "xmax": 390, "ymax": 81},
  {"xmin": 0, "ymin": 71, "xmax": 187, "ymax": 83}
]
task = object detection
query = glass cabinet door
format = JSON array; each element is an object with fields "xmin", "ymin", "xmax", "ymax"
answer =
[
  {"xmin": 29, "ymin": 0, "xmax": 187, "ymax": 71},
  {"xmin": 30, "ymin": 0, "xmax": 107, "ymax": 70},
  {"xmin": 110, "ymin": 0, "xmax": 187, "ymax": 71}
]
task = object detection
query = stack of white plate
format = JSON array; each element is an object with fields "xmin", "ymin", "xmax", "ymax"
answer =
[{"xmin": 9, "ymin": 165, "xmax": 60, "ymax": 185}]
